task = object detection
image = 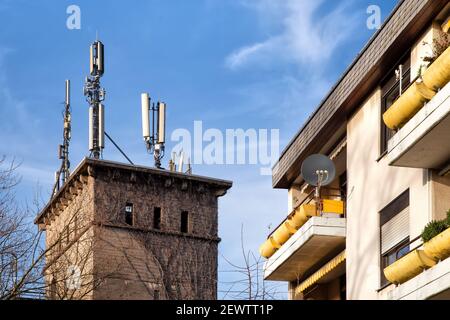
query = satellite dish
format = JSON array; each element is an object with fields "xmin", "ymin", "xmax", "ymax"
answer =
[{"xmin": 301, "ymin": 154, "xmax": 336, "ymax": 187}]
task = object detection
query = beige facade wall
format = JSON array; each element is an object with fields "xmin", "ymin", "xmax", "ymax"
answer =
[
  {"xmin": 346, "ymin": 88, "xmax": 431, "ymax": 300},
  {"xmin": 345, "ymin": 97, "xmax": 450, "ymax": 300},
  {"xmin": 431, "ymin": 173, "xmax": 450, "ymax": 221},
  {"xmin": 345, "ymin": 21, "xmax": 450, "ymax": 299}
]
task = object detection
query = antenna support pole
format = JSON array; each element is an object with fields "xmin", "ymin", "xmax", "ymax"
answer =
[
  {"xmin": 61, "ymin": 80, "xmax": 72, "ymax": 183},
  {"xmin": 314, "ymin": 170, "xmax": 328, "ymax": 216},
  {"xmin": 84, "ymin": 40, "xmax": 106, "ymax": 159},
  {"xmin": 142, "ymin": 98, "xmax": 166, "ymax": 169},
  {"xmin": 52, "ymin": 80, "xmax": 72, "ymax": 197}
]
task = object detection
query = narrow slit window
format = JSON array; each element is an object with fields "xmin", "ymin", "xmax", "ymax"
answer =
[
  {"xmin": 153, "ymin": 207, "xmax": 161, "ymax": 230},
  {"xmin": 181, "ymin": 211, "xmax": 189, "ymax": 233},
  {"xmin": 125, "ymin": 203, "xmax": 133, "ymax": 226}
]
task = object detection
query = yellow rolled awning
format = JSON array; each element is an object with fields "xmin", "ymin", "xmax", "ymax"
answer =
[{"xmin": 295, "ymin": 250, "xmax": 346, "ymax": 295}]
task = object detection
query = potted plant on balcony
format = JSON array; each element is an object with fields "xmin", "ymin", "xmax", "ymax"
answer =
[
  {"xmin": 383, "ymin": 249, "xmax": 436, "ymax": 285},
  {"xmin": 383, "ymin": 32, "xmax": 450, "ymax": 130},
  {"xmin": 382, "ymin": 81, "xmax": 436, "ymax": 130},
  {"xmin": 423, "ymin": 210, "xmax": 450, "ymax": 261},
  {"xmin": 383, "ymin": 210, "xmax": 450, "ymax": 285},
  {"xmin": 421, "ymin": 32, "xmax": 450, "ymax": 92},
  {"xmin": 422, "ymin": 32, "xmax": 450, "ymax": 65}
]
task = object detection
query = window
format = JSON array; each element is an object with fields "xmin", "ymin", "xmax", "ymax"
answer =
[
  {"xmin": 153, "ymin": 207, "xmax": 161, "ymax": 230},
  {"xmin": 380, "ymin": 53, "xmax": 411, "ymax": 155},
  {"xmin": 181, "ymin": 211, "xmax": 189, "ymax": 233},
  {"xmin": 380, "ymin": 189, "xmax": 410, "ymax": 287},
  {"xmin": 125, "ymin": 203, "xmax": 133, "ymax": 226}
]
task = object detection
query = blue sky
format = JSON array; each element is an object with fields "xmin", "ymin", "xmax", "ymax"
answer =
[{"xmin": 0, "ymin": 0, "xmax": 397, "ymax": 298}]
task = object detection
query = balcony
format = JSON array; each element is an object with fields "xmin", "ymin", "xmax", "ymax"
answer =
[
  {"xmin": 260, "ymin": 195, "xmax": 346, "ymax": 281},
  {"xmin": 386, "ymin": 81, "xmax": 450, "ymax": 170},
  {"xmin": 381, "ymin": 227, "xmax": 450, "ymax": 300},
  {"xmin": 384, "ymin": 45, "xmax": 450, "ymax": 171},
  {"xmin": 263, "ymin": 215, "xmax": 346, "ymax": 281},
  {"xmin": 383, "ymin": 256, "xmax": 450, "ymax": 300},
  {"xmin": 260, "ymin": 188, "xmax": 346, "ymax": 282}
]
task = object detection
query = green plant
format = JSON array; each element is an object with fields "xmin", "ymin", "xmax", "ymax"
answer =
[
  {"xmin": 446, "ymin": 209, "xmax": 450, "ymax": 226},
  {"xmin": 421, "ymin": 220, "xmax": 449, "ymax": 243},
  {"xmin": 423, "ymin": 32, "xmax": 450, "ymax": 64}
]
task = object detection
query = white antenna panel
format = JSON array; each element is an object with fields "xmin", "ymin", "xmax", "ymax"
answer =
[
  {"xmin": 141, "ymin": 93, "xmax": 150, "ymax": 139},
  {"xmin": 98, "ymin": 103, "xmax": 105, "ymax": 149},
  {"xmin": 158, "ymin": 102, "xmax": 166, "ymax": 143},
  {"xmin": 89, "ymin": 44, "xmax": 94, "ymax": 75},
  {"xmin": 97, "ymin": 41, "xmax": 104, "ymax": 75},
  {"xmin": 65, "ymin": 80, "xmax": 70, "ymax": 105}
]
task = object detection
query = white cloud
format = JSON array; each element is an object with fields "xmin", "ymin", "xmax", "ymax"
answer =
[
  {"xmin": 225, "ymin": 0, "xmax": 358, "ymax": 70},
  {"xmin": 226, "ymin": 42, "xmax": 269, "ymax": 70}
]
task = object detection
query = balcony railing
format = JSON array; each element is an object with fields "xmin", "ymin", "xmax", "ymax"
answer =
[
  {"xmin": 383, "ymin": 45, "xmax": 450, "ymax": 131},
  {"xmin": 259, "ymin": 187, "xmax": 345, "ymax": 259},
  {"xmin": 383, "ymin": 227, "xmax": 450, "ymax": 286}
]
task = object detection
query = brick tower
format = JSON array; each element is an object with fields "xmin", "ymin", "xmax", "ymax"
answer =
[{"xmin": 35, "ymin": 158, "xmax": 232, "ymax": 300}]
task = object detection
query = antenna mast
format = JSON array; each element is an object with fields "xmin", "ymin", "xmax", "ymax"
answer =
[
  {"xmin": 52, "ymin": 80, "xmax": 72, "ymax": 196},
  {"xmin": 60, "ymin": 79, "xmax": 72, "ymax": 183},
  {"xmin": 141, "ymin": 93, "xmax": 166, "ymax": 168},
  {"xmin": 84, "ymin": 40, "xmax": 106, "ymax": 159}
]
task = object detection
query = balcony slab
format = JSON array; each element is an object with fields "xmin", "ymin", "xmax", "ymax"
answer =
[
  {"xmin": 263, "ymin": 217, "xmax": 346, "ymax": 281},
  {"xmin": 387, "ymin": 82, "xmax": 450, "ymax": 170},
  {"xmin": 380, "ymin": 256, "xmax": 450, "ymax": 300}
]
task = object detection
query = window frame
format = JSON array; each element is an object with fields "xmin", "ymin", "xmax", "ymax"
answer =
[
  {"xmin": 379, "ymin": 52, "xmax": 411, "ymax": 156},
  {"xmin": 379, "ymin": 189, "xmax": 410, "ymax": 287},
  {"xmin": 124, "ymin": 202, "xmax": 134, "ymax": 226}
]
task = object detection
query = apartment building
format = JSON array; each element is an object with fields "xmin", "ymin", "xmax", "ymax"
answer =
[{"xmin": 260, "ymin": 0, "xmax": 450, "ymax": 300}]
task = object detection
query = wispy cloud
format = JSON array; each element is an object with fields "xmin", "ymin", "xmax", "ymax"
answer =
[
  {"xmin": 0, "ymin": 46, "xmax": 52, "ymax": 146},
  {"xmin": 226, "ymin": 0, "xmax": 357, "ymax": 70},
  {"xmin": 0, "ymin": 47, "xmax": 24, "ymax": 125}
]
